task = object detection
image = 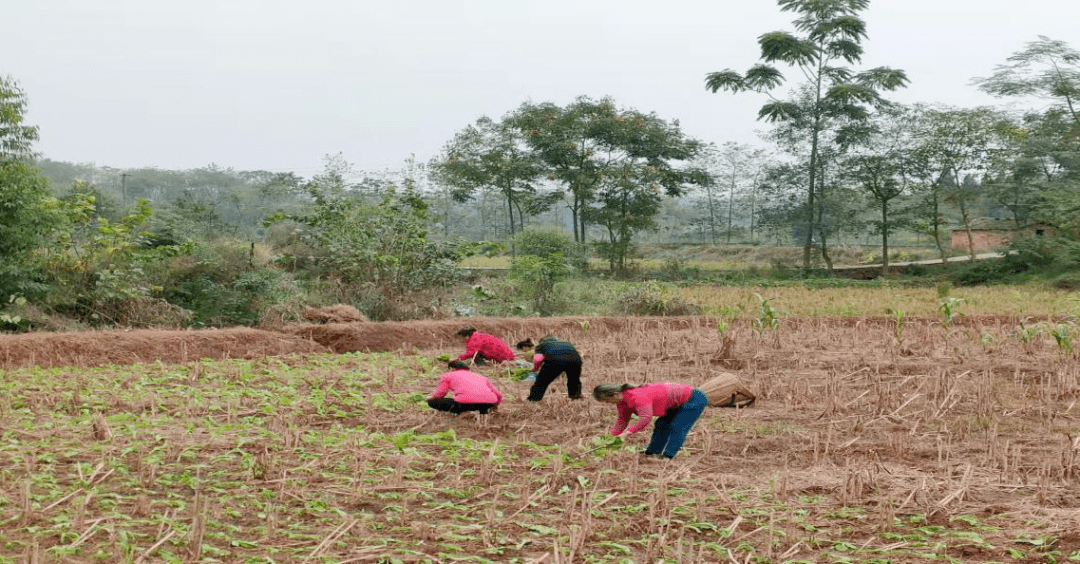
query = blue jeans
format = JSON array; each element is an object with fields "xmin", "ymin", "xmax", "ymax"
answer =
[{"xmin": 645, "ymin": 388, "xmax": 707, "ymax": 458}]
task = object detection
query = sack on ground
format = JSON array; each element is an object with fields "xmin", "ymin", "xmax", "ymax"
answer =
[{"xmin": 700, "ymin": 372, "xmax": 756, "ymax": 408}]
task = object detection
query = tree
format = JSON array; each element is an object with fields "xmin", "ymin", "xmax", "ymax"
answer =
[
  {"xmin": 973, "ymin": 36, "xmax": 1080, "ymax": 126},
  {"xmin": 705, "ymin": 0, "xmax": 907, "ymax": 270},
  {"xmin": 758, "ymin": 85, "xmax": 865, "ymax": 271},
  {"xmin": 0, "ymin": 76, "xmax": 62, "ymax": 299},
  {"xmin": 264, "ymin": 161, "xmax": 471, "ymax": 321},
  {"xmin": 587, "ymin": 108, "xmax": 709, "ymax": 271},
  {"xmin": 509, "ymin": 96, "xmax": 708, "ymax": 272},
  {"xmin": 694, "ymin": 143, "xmax": 769, "ymax": 244},
  {"xmin": 840, "ymin": 105, "xmax": 918, "ymax": 275},
  {"xmin": 430, "ymin": 115, "xmax": 547, "ymax": 251},
  {"xmin": 507, "ymin": 97, "xmax": 616, "ymax": 245},
  {"xmin": 909, "ymin": 106, "xmax": 1002, "ymax": 261}
]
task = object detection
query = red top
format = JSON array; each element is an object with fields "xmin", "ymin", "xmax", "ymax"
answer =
[
  {"xmin": 458, "ymin": 332, "xmax": 515, "ymax": 363},
  {"xmin": 431, "ymin": 369, "xmax": 503, "ymax": 405},
  {"xmin": 611, "ymin": 383, "xmax": 692, "ymax": 435}
]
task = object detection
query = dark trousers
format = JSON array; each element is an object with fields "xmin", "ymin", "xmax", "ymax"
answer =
[
  {"xmin": 527, "ymin": 359, "xmax": 582, "ymax": 401},
  {"xmin": 427, "ymin": 398, "xmax": 497, "ymax": 414},
  {"xmin": 645, "ymin": 388, "xmax": 707, "ymax": 458}
]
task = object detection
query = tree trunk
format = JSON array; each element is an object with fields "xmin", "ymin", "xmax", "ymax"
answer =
[
  {"xmin": 881, "ymin": 202, "xmax": 890, "ymax": 277},
  {"xmin": 804, "ymin": 126, "xmax": 820, "ymax": 271},
  {"xmin": 727, "ymin": 174, "xmax": 735, "ymax": 244}
]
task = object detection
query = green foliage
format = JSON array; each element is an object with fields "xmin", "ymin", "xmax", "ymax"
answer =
[
  {"xmin": 0, "ymin": 160, "xmax": 60, "ymax": 298},
  {"xmin": 616, "ymin": 281, "xmax": 699, "ymax": 316},
  {"xmin": 508, "ymin": 228, "xmax": 574, "ymax": 315},
  {"xmin": 953, "ymin": 258, "xmax": 1019, "ymax": 286},
  {"xmin": 33, "ymin": 189, "xmax": 191, "ymax": 326},
  {"xmin": 265, "ymin": 173, "xmax": 471, "ymax": 321},
  {"xmin": 752, "ymin": 292, "xmax": 780, "ymax": 331},
  {"xmin": 939, "ymin": 297, "xmax": 965, "ymax": 328},
  {"xmin": 706, "ymin": 0, "xmax": 908, "ymax": 270},
  {"xmin": 508, "ymin": 96, "xmax": 710, "ymax": 271},
  {"xmin": 0, "ymin": 295, "xmax": 29, "ymax": 332},
  {"xmin": 430, "ymin": 115, "xmax": 547, "ymax": 240},
  {"xmin": 0, "ymin": 77, "xmax": 62, "ymax": 299},
  {"xmin": 0, "ymin": 75, "xmax": 39, "ymax": 160},
  {"xmin": 161, "ymin": 248, "xmax": 298, "ymax": 327},
  {"xmin": 973, "ymin": 36, "xmax": 1080, "ymax": 124}
]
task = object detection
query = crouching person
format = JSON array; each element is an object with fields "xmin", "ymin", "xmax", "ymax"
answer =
[
  {"xmin": 428, "ymin": 360, "xmax": 503, "ymax": 415},
  {"xmin": 592, "ymin": 382, "xmax": 707, "ymax": 459}
]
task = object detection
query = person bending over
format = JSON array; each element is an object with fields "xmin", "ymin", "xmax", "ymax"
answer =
[
  {"xmin": 456, "ymin": 327, "xmax": 515, "ymax": 365},
  {"xmin": 427, "ymin": 360, "xmax": 503, "ymax": 415},
  {"xmin": 592, "ymin": 382, "xmax": 707, "ymax": 459},
  {"xmin": 527, "ymin": 335, "xmax": 583, "ymax": 401}
]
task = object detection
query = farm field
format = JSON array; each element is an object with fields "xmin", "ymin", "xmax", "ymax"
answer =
[{"xmin": 2, "ymin": 315, "xmax": 1080, "ymax": 562}]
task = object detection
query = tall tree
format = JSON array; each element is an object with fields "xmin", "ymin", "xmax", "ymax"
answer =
[
  {"xmin": 430, "ymin": 115, "xmax": 546, "ymax": 250},
  {"xmin": 841, "ymin": 107, "xmax": 915, "ymax": 275},
  {"xmin": 507, "ymin": 97, "xmax": 616, "ymax": 244},
  {"xmin": 705, "ymin": 0, "xmax": 907, "ymax": 270},
  {"xmin": 909, "ymin": 106, "xmax": 1002, "ymax": 261},
  {"xmin": 509, "ymin": 97, "xmax": 708, "ymax": 272},
  {"xmin": 588, "ymin": 108, "xmax": 709, "ymax": 271},
  {"xmin": 973, "ymin": 36, "xmax": 1080, "ymax": 127},
  {"xmin": 975, "ymin": 39, "xmax": 1080, "ymax": 240},
  {"xmin": 0, "ymin": 76, "xmax": 62, "ymax": 299},
  {"xmin": 695, "ymin": 143, "xmax": 769, "ymax": 244}
]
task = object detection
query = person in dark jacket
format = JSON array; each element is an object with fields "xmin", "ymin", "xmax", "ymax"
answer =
[{"xmin": 527, "ymin": 335, "xmax": 583, "ymax": 401}]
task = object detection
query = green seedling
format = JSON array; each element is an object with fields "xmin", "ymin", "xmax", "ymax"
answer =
[{"xmin": 938, "ymin": 297, "xmax": 965, "ymax": 328}]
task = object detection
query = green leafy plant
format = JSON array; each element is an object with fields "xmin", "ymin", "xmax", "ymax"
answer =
[
  {"xmin": 938, "ymin": 297, "xmax": 965, "ymax": 328},
  {"xmin": 1050, "ymin": 323, "xmax": 1074, "ymax": 355},
  {"xmin": 753, "ymin": 293, "xmax": 780, "ymax": 332}
]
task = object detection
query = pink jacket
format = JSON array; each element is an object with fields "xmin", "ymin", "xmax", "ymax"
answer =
[
  {"xmin": 430, "ymin": 369, "xmax": 503, "ymax": 405},
  {"xmin": 611, "ymin": 383, "xmax": 692, "ymax": 435},
  {"xmin": 458, "ymin": 332, "xmax": 515, "ymax": 363}
]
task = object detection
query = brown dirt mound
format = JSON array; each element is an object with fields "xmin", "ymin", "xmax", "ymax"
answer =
[
  {"xmin": 0, "ymin": 327, "xmax": 330, "ymax": 369},
  {"xmin": 282, "ymin": 316, "xmax": 713, "ymax": 354},
  {"xmin": 300, "ymin": 304, "xmax": 368, "ymax": 324},
  {"xmin": 0, "ymin": 316, "xmax": 716, "ymax": 368}
]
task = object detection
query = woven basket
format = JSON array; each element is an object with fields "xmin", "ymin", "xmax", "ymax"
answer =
[{"xmin": 699, "ymin": 372, "xmax": 756, "ymax": 408}]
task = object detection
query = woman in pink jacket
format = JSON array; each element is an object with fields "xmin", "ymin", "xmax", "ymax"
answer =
[
  {"xmin": 592, "ymin": 382, "xmax": 708, "ymax": 459},
  {"xmin": 456, "ymin": 327, "xmax": 515, "ymax": 365},
  {"xmin": 428, "ymin": 360, "xmax": 504, "ymax": 415}
]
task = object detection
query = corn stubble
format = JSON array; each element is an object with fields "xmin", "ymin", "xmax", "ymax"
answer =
[{"xmin": 1, "ymin": 315, "xmax": 1080, "ymax": 561}]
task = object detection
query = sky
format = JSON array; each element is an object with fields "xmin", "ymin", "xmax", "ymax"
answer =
[{"xmin": 4, "ymin": 0, "xmax": 1077, "ymax": 178}]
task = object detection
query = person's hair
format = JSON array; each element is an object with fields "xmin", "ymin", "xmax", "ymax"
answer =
[
  {"xmin": 592, "ymin": 383, "xmax": 633, "ymax": 401},
  {"xmin": 456, "ymin": 327, "xmax": 476, "ymax": 338},
  {"xmin": 515, "ymin": 338, "xmax": 535, "ymax": 350},
  {"xmin": 448, "ymin": 359, "xmax": 470, "ymax": 370}
]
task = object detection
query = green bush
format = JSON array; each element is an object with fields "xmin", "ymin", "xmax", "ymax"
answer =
[{"xmin": 509, "ymin": 228, "xmax": 574, "ymax": 315}]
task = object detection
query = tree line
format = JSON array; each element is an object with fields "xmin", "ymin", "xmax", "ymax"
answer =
[{"xmin": 2, "ymin": 0, "xmax": 1078, "ymax": 330}]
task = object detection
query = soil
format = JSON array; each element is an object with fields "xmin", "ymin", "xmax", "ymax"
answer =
[{"xmin": 2, "ymin": 314, "xmax": 1080, "ymax": 561}]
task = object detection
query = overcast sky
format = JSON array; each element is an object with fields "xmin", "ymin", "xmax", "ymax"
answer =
[{"xmin": 4, "ymin": 0, "xmax": 1076, "ymax": 177}]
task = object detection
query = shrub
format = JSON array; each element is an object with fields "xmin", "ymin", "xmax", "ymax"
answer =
[
  {"xmin": 616, "ymin": 281, "xmax": 699, "ymax": 316},
  {"xmin": 509, "ymin": 228, "xmax": 574, "ymax": 315}
]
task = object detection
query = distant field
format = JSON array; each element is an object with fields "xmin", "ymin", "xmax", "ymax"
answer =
[
  {"xmin": 676, "ymin": 285, "xmax": 1078, "ymax": 318},
  {"xmin": 459, "ymin": 244, "xmax": 947, "ymax": 271}
]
